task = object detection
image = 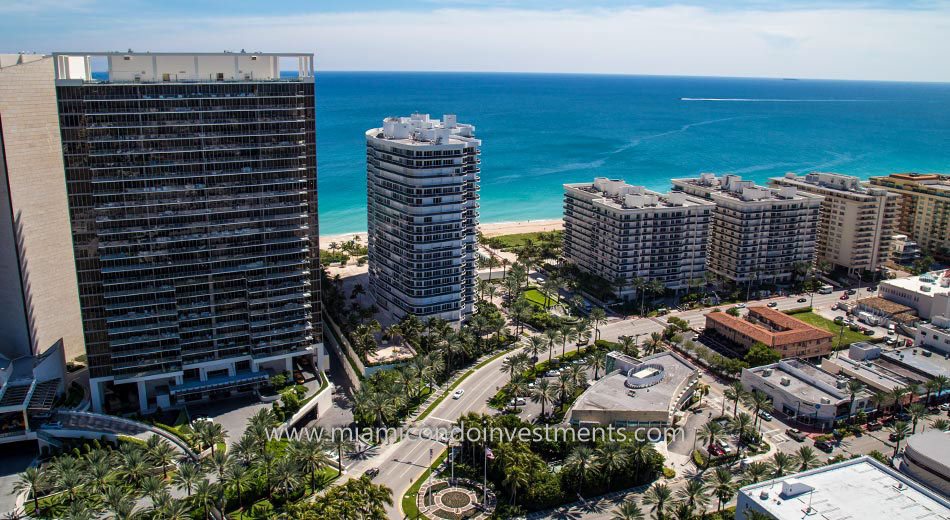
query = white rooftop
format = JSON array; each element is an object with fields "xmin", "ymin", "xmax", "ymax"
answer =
[
  {"xmin": 368, "ymin": 113, "xmax": 477, "ymax": 146},
  {"xmin": 739, "ymin": 456, "xmax": 950, "ymax": 520},
  {"xmin": 884, "ymin": 270, "xmax": 950, "ymax": 296}
]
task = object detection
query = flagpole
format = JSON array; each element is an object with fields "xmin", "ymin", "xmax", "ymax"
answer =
[{"xmin": 483, "ymin": 444, "xmax": 487, "ymax": 506}]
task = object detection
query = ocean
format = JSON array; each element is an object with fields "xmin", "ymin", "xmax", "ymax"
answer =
[{"xmin": 292, "ymin": 72, "xmax": 947, "ymax": 235}]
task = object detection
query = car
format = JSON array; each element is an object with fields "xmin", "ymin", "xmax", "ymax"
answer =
[
  {"xmin": 786, "ymin": 428, "xmax": 808, "ymax": 442},
  {"xmin": 814, "ymin": 440, "xmax": 835, "ymax": 453},
  {"xmin": 895, "ymin": 412, "xmax": 911, "ymax": 421},
  {"xmin": 509, "ymin": 397, "xmax": 527, "ymax": 406},
  {"xmin": 887, "ymin": 330, "xmax": 895, "ymax": 336},
  {"xmin": 797, "ymin": 298, "xmax": 808, "ymax": 303},
  {"xmin": 735, "ymin": 303, "xmax": 747, "ymax": 309},
  {"xmin": 846, "ymin": 289, "xmax": 857, "ymax": 295},
  {"xmin": 866, "ymin": 421, "xmax": 883, "ymax": 431},
  {"xmin": 452, "ymin": 389, "xmax": 465, "ymax": 399},
  {"xmin": 834, "ymin": 316, "xmax": 844, "ymax": 325},
  {"xmin": 868, "ymin": 286, "xmax": 878, "ymax": 291},
  {"xmin": 839, "ymin": 294, "xmax": 850, "ymax": 300},
  {"xmin": 885, "ymin": 338, "xmax": 897, "ymax": 346},
  {"xmin": 767, "ymin": 302, "xmax": 778, "ymax": 308},
  {"xmin": 864, "ymin": 329, "xmax": 875, "ymax": 336},
  {"xmin": 889, "ymin": 431, "xmax": 905, "ymax": 442},
  {"xmin": 192, "ymin": 416, "xmax": 213, "ymax": 424},
  {"xmin": 544, "ymin": 370, "xmax": 560, "ymax": 377},
  {"xmin": 365, "ymin": 467, "xmax": 380, "ymax": 479},
  {"xmin": 707, "ymin": 444, "xmax": 725, "ymax": 457},
  {"xmin": 939, "ymin": 403, "xmax": 950, "ymax": 412},
  {"xmin": 758, "ymin": 410, "xmax": 773, "ymax": 421},
  {"xmin": 715, "ymin": 439, "xmax": 733, "ymax": 454},
  {"xmin": 293, "ymin": 370, "xmax": 306, "ymax": 385}
]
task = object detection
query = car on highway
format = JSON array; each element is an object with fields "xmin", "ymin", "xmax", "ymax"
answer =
[
  {"xmin": 452, "ymin": 389, "xmax": 465, "ymax": 399},
  {"xmin": 758, "ymin": 410, "xmax": 773, "ymax": 421},
  {"xmin": 365, "ymin": 467, "xmax": 380, "ymax": 479},
  {"xmin": 767, "ymin": 302, "xmax": 778, "ymax": 308},
  {"xmin": 797, "ymin": 298, "xmax": 808, "ymax": 303},
  {"xmin": 786, "ymin": 428, "xmax": 807, "ymax": 442},
  {"xmin": 814, "ymin": 439, "xmax": 835, "ymax": 453}
]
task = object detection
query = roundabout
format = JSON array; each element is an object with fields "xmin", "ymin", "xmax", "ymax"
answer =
[{"xmin": 416, "ymin": 478, "xmax": 496, "ymax": 520}]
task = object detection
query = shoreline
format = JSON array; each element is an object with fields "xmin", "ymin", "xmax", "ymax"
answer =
[{"xmin": 320, "ymin": 218, "xmax": 563, "ymax": 247}]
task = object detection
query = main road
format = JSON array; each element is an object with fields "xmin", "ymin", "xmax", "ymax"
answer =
[{"xmin": 338, "ymin": 287, "xmax": 856, "ymax": 518}]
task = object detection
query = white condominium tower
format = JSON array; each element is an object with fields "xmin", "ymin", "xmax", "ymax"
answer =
[
  {"xmin": 672, "ymin": 173, "xmax": 822, "ymax": 286},
  {"xmin": 365, "ymin": 114, "xmax": 480, "ymax": 322},
  {"xmin": 563, "ymin": 178, "xmax": 713, "ymax": 298},
  {"xmin": 770, "ymin": 172, "xmax": 899, "ymax": 275}
]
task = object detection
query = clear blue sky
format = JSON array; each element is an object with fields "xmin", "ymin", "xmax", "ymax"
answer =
[{"xmin": 4, "ymin": 0, "xmax": 949, "ymax": 81}]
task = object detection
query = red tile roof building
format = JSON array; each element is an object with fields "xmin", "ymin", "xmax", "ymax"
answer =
[{"xmin": 705, "ymin": 306, "xmax": 835, "ymax": 359}]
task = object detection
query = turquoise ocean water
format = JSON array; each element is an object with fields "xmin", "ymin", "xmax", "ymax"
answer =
[{"xmin": 313, "ymin": 72, "xmax": 950, "ymax": 235}]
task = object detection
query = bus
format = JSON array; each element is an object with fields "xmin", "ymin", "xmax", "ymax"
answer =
[{"xmin": 818, "ymin": 285, "xmax": 834, "ymax": 295}]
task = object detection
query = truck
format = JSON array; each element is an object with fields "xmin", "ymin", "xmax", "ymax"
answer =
[
  {"xmin": 818, "ymin": 285, "xmax": 834, "ymax": 295},
  {"xmin": 857, "ymin": 311, "xmax": 880, "ymax": 327}
]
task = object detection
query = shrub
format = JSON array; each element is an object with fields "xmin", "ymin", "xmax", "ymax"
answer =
[
  {"xmin": 692, "ymin": 449, "xmax": 707, "ymax": 468},
  {"xmin": 662, "ymin": 467, "xmax": 676, "ymax": 479},
  {"xmin": 250, "ymin": 500, "xmax": 274, "ymax": 519}
]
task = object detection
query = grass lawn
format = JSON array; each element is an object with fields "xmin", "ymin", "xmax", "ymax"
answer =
[
  {"xmin": 523, "ymin": 288, "xmax": 556, "ymax": 309},
  {"xmin": 489, "ymin": 231, "xmax": 553, "ymax": 250},
  {"xmin": 786, "ymin": 310, "xmax": 876, "ymax": 348},
  {"xmin": 402, "ymin": 449, "xmax": 448, "ymax": 519}
]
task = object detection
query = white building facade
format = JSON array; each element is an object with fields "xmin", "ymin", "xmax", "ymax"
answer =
[
  {"xmin": 880, "ymin": 270, "xmax": 950, "ymax": 320},
  {"xmin": 563, "ymin": 178, "xmax": 713, "ymax": 297},
  {"xmin": 672, "ymin": 174, "xmax": 822, "ymax": 286},
  {"xmin": 366, "ymin": 114, "xmax": 480, "ymax": 322}
]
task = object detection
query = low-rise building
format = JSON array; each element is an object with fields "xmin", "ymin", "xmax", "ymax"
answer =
[
  {"xmin": 0, "ymin": 340, "xmax": 65, "ymax": 445},
  {"xmin": 880, "ymin": 271, "xmax": 950, "ymax": 321},
  {"xmin": 563, "ymin": 178, "xmax": 713, "ymax": 297},
  {"xmin": 915, "ymin": 315, "xmax": 950, "ymax": 355},
  {"xmin": 770, "ymin": 172, "xmax": 899, "ymax": 275},
  {"xmin": 566, "ymin": 351, "xmax": 699, "ymax": 429},
  {"xmin": 853, "ymin": 296, "xmax": 918, "ymax": 327},
  {"xmin": 869, "ymin": 173, "xmax": 950, "ymax": 259},
  {"xmin": 822, "ymin": 343, "xmax": 915, "ymax": 398},
  {"xmin": 736, "ymin": 456, "xmax": 950, "ymax": 520},
  {"xmin": 704, "ymin": 306, "xmax": 835, "ymax": 359},
  {"xmin": 741, "ymin": 358, "xmax": 870, "ymax": 429},
  {"xmin": 899, "ymin": 430, "xmax": 950, "ymax": 497},
  {"xmin": 672, "ymin": 173, "xmax": 822, "ymax": 286},
  {"xmin": 892, "ymin": 234, "xmax": 923, "ymax": 265}
]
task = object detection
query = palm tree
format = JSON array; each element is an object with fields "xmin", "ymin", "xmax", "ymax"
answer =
[
  {"xmin": 846, "ymin": 379, "xmax": 866, "ymax": 425},
  {"xmin": 710, "ymin": 466, "xmax": 735, "ymax": 512},
  {"xmin": 191, "ymin": 479, "xmax": 216, "ymax": 520},
  {"xmin": 889, "ymin": 420, "xmax": 911, "ymax": 458},
  {"xmin": 530, "ymin": 378, "xmax": 557, "ymax": 419},
  {"xmin": 611, "ymin": 499, "xmax": 645, "ymax": 520},
  {"xmin": 770, "ymin": 452, "xmax": 795, "ymax": 478},
  {"xmin": 329, "ymin": 427, "xmax": 355, "ymax": 477},
  {"xmin": 871, "ymin": 389, "xmax": 890, "ymax": 418},
  {"xmin": 589, "ymin": 307, "xmax": 606, "ymax": 341},
  {"xmin": 162, "ymin": 500, "xmax": 192, "ymax": 520},
  {"xmin": 553, "ymin": 372, "xmax": 574, "ymax": 410},
  {"xmin": 618, "ymin": 335, "xmax": 639, "ymax": 357},
  {"xmin": 746, "ymin": 390, "xmax": 772, "ymax": 430},
  {"xmin": 543, "ymin": 328, "xmax": 561, "ymax": 363},
  {"xmin": 697, "ymin": 420, "xmax": 725, "ymax": 456},
  {"xmin": 502, "ymin": 465, "xmax": 530, "ymax": 506},
  {"xmin": 86, "ymin": 457, "xmax": 112, "ymax": 495},
  {"xmin": 642, "ymin": 483, "xmax": 673, "ymax": 519},
  {"xmin": 293, "ymin": 437, "xmax": 333, "ymax": 492},
  {"xmin": 743, "ymin": 461, "xmax": 771, "ymax": 485},
  {"xmin": 272, "ymin": 456, "xmax": 301, "ymax": 498},
  {"xmin": 500, "ymin": 354, "xmax": 527, "ymax": 381},
  {"xmin": 52, "ymin": 457, "xmax": 88, "ymax": 505},
  {"xmin": 596, "ymin": 442, "xmax": 630, "ymax": 478},
  {"xmin": 524, "ymin": 336, "xmax": 546, "ymax": 361},
  {"xmin": 724, "ymin": 381, "xmax": 746, "ymax": 417},
  {"xmin": 102, "ymin": 484, "xmax": 134, "ymax": 520},
  {"xmin": 675, "ymin": 478, "xmax": 709, "ymax": 515},
  {"xmin": 730, "ymin": 412, "xmax": 755, "ymax": 455},
  {"xmin": 226, "ymin": 462, "xmax": 253, "ymax": 510},
  {"xmin": 12, "ymin": 467, "xmax": 45, "ymax": 516},
  {"xmin": 173, "ymin": 461, "xmax": 201, "ymax": 497},
  {"xmin": 908, "ymin": 402, "xmax": 928, "ymax": 433},
  {"xmin": 565, "ymin": 445, "xmax": 600, "ymax": 495},
  {"xmin": 560, "ymin": 324, "xmax": 579, "ymax": 357},
  {"xmin": 890, "ymin": 386, "xmax": 909, "ymax": 415},
  {"xmin": 587, "ymin": 349, "xmax": 608, "ymax": 380},
  {"xmin": 795, "ymin": 446, "xmax": 820, "ymax": 471}
]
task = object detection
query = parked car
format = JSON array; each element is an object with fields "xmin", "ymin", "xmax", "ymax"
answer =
[
  {"xmin": 866, "ymin": 421, "xmax": 883, "ymax": 431},
  {"xmin": 707, "ymin": 444, "xmax": 725, "ymax": 457},
  {"xmin": 716, "ymin": 439, "xmax": 733, "ymax": 454},
  {"xmin": 815, "ymin": 440, "xmax": 835, "ymax": 453},
  {"xmin": 797, "ymin": 298, "xmax": 808, "ymax": 303},
  {"xmin": 452, "ymin": 389, "xmax": 465, "ymax": 399},
  {"xmin": 786, "ymin": 428, "xmax": 807, "ymax": 442},
  {"xmin": 767, "ymin": 302, "xmax": 778, "ymax": 308},
  {"xmin": 834, "ymin": 316, "xmax": 844, "ymax": 325},
  {"xmin": 758, "ymin": 410, "xmax": 773, "ymax": 422},
  {"xmin": 864, "ymin": 329, "xmax": 876, "ymax": 336},
  {"xmin": 939, "ymin": 403, "xmax": 950, "ymax": 412},
  {"xmin": 735, "ymin": 303, "xmax": 747, "ymax": 309},
  {"xmin": 544, "ymin": 370, "xmax": 560, "ymax": 377}
]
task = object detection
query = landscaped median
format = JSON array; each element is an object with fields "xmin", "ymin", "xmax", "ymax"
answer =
[{"xmin": 416, "ymin": 345, "xmax": 521, "ymax": 421}]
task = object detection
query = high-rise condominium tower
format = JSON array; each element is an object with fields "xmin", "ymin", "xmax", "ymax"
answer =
[
  {"xmin": 563, "ymin": 178, "xmax": 713, "ymax": 298},
  {"xmin": 869, "ymin": 173, "xmax": 950, "ymax": 260},
  {"xmin": 770, "ymin": 172, "xmax": 899, "ymax": 275},
  {"xmin": 53, "ymin": 52, "xmax": 324, "ymax": 413},
  {"xmin": 673, "ymin": 174, "xmax": 822, "ymax": 286},
  {"xmin": 365, "ymin": 114, "xmax": 480, "ymax": 322}
]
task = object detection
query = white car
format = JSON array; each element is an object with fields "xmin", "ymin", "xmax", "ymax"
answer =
[
  {"xmin": 544, "ymin": 370, "xmax": 560, "ymax": 377},
  {"xmin": 735, "ymin": 303, "xmax": 747, "ymax": 309},
  {"xmin": 452, "ymin": 389, "xmax": 465, "ymax": 399},
  {"xmin": 509, "ymin": 397, "xmax": 527, "ymax": 406}
]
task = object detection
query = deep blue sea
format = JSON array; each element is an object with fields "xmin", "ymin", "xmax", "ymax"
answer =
[{"xmin": 315, "ymin": 72, "xmax": 950, "ymax": 235}]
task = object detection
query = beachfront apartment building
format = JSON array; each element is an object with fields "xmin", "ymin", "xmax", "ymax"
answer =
[
  {"xmin": 870, "ymin": 173, "xmax": 950, "ymax": 260},
  {"xmin": 53, "ymin": 52, "xmax": 324, "ymax": 413},
  {"xmin": 672, "ymin": 173, "xmax": 822, "ymax": 286},
  {"xmin": 770, "ymin": 172, "xmax": 899, "ymax": 275},
  {"xmin": 562, "ymin": 178, "xmax": 713, "ymax": 297},
  {"xmin": 365, "ymin": 114, "xmax": 480, "ymax": 323}
]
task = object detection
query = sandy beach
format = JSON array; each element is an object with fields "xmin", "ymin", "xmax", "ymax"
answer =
[{"xmin": 320, "ymin": 218, "xmax": 562, "ymax": 248}]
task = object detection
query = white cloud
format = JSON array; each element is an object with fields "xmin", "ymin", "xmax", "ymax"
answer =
[{"xmin": 18, "ymin": 4, "xmax": 950, "ymax": 81}]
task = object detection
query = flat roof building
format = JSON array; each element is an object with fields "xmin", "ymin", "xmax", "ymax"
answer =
[
  {"xmin": 879, "ymin": 270, "xmax": 950, "ymax": 320},
  {"xmin": 672, "ymin": 173, "xmax": 822, "ymax": 286},
  {"xmin": 0, "ymin": 340, "xmax": 66, "ymax": 445},
  {"xmin": 822, "ymin": 343, "xmax": 916, "ymax": 396},
  {"xmin": 741, "ymin": 358, "xmax": 871, "ymax": 429},
  {"xmin": 869, "ymin": 173, "xmax": 950, "ymax": 260},
  {"xmin": 562, "ymin": 178, "xmax": 713, "ymax": 297},
  {"xmin": 736, "ymin": 456, "xmax": 950, "ymax": 520},
  {"xmin": 916, "ymin": 315, "xmax": 950, "ymax": 356},
  {"xmin": 566, "ymin": 351, "xmax": 700, "ymax": 428},
  {"xmin": 366, "ymin": 113, "xmax": 480, "ymax": 323},
  {"xmin": 52, "ymin": 52, "xmax": 324, "ymax": 414},
  {"xmin": 704, "ymin": 306, "xmax": 835, "ymax": 359},
  {"xmin": 770, "ymin": 172, "xmax": 899, "ymax": 275}
]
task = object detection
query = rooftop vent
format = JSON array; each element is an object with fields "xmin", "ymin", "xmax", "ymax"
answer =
[{"xmin": 780, "ymin": 376, "xmax": 791, "ymax": 386}]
